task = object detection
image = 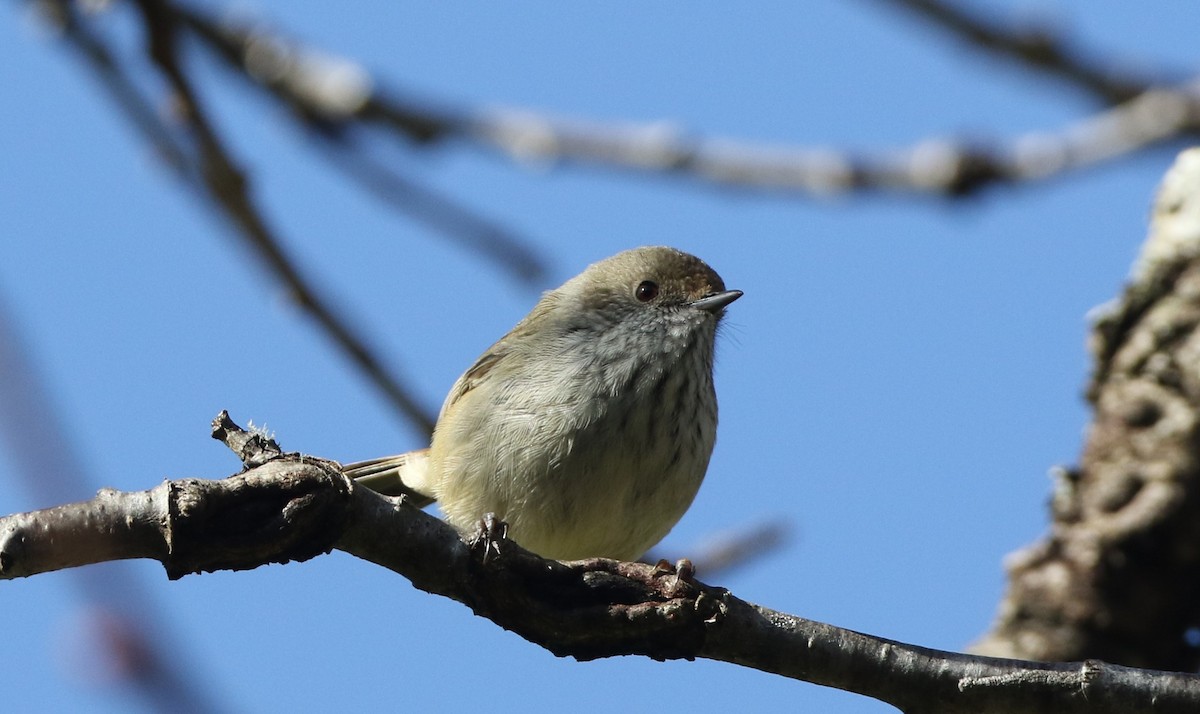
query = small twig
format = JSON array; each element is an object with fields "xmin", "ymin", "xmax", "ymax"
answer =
[{"xmin": 210, "ymin": 410, "xmax": 283, "ymax": 468}]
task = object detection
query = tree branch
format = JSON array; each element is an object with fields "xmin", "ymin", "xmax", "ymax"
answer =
[
  {"xmin": 170, "ymin": 2, "xmax": 1200, "ymax": 198},
  {"xmin": 2, "ymin": 412, "xmax": 1199, "ymax": 713}
]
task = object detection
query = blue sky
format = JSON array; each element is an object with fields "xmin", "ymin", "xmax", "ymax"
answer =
[{"xmin": 1, "ymin": 2, "xmax": 1196, "ymax": 712}]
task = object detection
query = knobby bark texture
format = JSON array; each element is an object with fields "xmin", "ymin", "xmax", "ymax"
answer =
[
  {"xmin": 3, "ymin": 412, "xmax": 1200, "ymax": 713},
  {"xmin": 974, "ymin": 148, "xmax": 1200, "ymax": 670}
]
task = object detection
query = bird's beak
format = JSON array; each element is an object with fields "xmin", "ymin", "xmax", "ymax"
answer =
[{"xmin": 691, "ymin": 289, "xmax": 743, "ymax": 313}]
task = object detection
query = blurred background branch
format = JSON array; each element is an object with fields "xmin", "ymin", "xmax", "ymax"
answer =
[
  {"xmin": 51, "ymin": 0, "xmax": 441, "ymax": 436},
  {"xmin": 169, "ymin": 0, "xmax": 1200, "ymax": 197}
]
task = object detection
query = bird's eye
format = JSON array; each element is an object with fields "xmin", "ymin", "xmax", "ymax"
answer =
[{"xmin": 635, "ymin": 280, "xmax": 659, "ymax": 302}]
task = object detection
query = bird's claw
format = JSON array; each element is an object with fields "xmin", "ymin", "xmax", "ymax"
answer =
[
  {"xmin": 471, "ymin": 512, "xmax": 508, "ymax": 563},
  {"xmin": 652, "ymin": 557, "xmax": 696, "ymax": 597}
]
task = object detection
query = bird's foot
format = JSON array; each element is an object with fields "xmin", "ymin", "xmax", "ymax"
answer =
[
  {"xmin": 470, "ymin": 512, "xmax": 509, "ymax": 563},
  {"xmin": 652, "ymin": 557, "xmax": 696, "ymax": 597}
]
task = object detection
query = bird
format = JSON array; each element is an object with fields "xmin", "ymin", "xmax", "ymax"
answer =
[{"xmin": 345, "ymin": 246, "xmax": 740, "ymax": 561}]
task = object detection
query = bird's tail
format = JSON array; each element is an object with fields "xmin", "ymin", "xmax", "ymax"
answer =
[{"xmin": 343, "ymin": 448, "xmax": 435, "ymax": 507}]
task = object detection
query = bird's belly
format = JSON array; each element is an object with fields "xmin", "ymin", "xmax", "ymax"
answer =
[
  {"xmin": 435, "ymin": 419, "xmax": 712, "ymax": 561},
  {"xmin": 431, "ymin": 349, "xmax": 718, "ymax": 561}
]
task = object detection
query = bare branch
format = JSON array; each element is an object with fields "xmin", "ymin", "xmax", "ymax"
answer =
[
  {"xmin": 0, "ymin": 488, "xmax": 169, "ymax": 577},
  {"xmin": 974, "ymin": 148, "xmax": 1200, "ymax": 670},
  {"xmin": 0, "ymin": 413, "xmax": 1197, "ymax": 713},
  {"xmin": 448, "ymin": 83, "xmax": 1200, "ymax": 197},
  {"xmin": 166, "ymin": 3, "xmax": 1200, "ymax": 198}
]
